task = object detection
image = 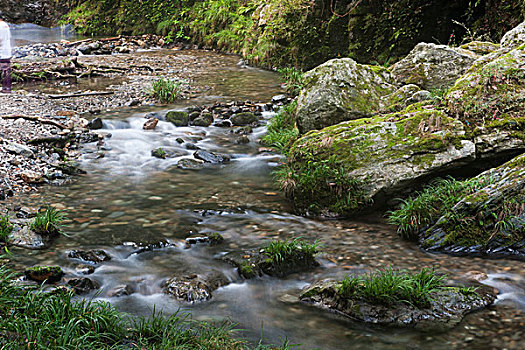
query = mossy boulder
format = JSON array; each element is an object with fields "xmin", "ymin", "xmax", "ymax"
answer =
[
  {"xmin": 230, "ymin": 112, "xmax": 258, "ymax": 126},
  {"xmin": 295, "ymin": 58, "xmax": 397, "ymax": 133},
  {"xmin": 192, "ymin": 113, "xmax": 213, "ymax": 127},
  {"xmin": 460, "ymin": 41, "xmax": 500, "ymax": 56},
  {"xmin": 390, "ymin": 43, "xmax": 479, "ymax": 90},
  {"xmin": 420, "ymin": 153, "xmax": 525, "ymax": 259},
  {"xmin": 25, "ymin": 266, "xmax": 64, "ymax": 283},
  {"xmin": 284, "ymin": 108, "xmax": 474, "ymax": 216},
  {"xmin": 300, "ymin": 279, "xmax": 496, "ymax": 329},
  {"xmin": 166, "ymin": 111, "xmax": 189, "ymax": 127},
  {"xmin": 446, "ymin": 44, "xmax": 525, "ymax": 129},
  {"xmin": 501, "ymin": 20, "xmax": 525, "ymax": 49}
]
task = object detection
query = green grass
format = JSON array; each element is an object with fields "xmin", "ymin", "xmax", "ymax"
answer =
[
  {"xmin": 261, "ymin": 101, "xmax": 299, "ymax": 156},
  {"xmin": 152, "ymin": 147, "xmax": 167, "ymax": 159},
  {"xmin": 30, "ymin": 206, "xmax": 66, "ymax": 235},
  {"xmin": 387, "ymin": 176, "xmax": 490, "ymax": 240},
  {"xmin": 264, "ymin": 237, "xmax": 319, "ymax": 264},
  {"xmin": 277, "ymin": 67, "xmax": 304, "ymax": 97},
  {"xmin": 338, "ymin": 267, "xmax": 446, "ymax": 308},
  {"xmin": 149, "ymin": 78, "xmax": 186, "ymax": 103},
  {"xmin": 0, "ymin": 213, "xmax": 13, "ymax": 243},
  {"xmin": 0, "ymin": 263, "xmax": 292, "ymax": 349}
]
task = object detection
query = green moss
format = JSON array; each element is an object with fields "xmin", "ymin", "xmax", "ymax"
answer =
[{"xmin": 165, "ymin": 111, "xmax": 189, "ymax": 127}]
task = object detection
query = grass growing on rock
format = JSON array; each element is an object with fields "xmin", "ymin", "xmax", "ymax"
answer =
[
  {"xmin": 30, "ymin": 206, "xmax": 66, "ymax": 235},
  {"xmin": 387, "ymin": 176, "xmax": 491, "ymax": 240},
  {"xmin": 338, "ymin": 267, "xmax": 446, "ymax": 308},
  {"xmin": 264, "ymin": 237, "xmax": 319, "ymax": 264},
  {"xmin": 0, "ymin": 263, "xmax": 291, "ymax": 349},
  {"xmin": 261, "ymin": 101, "xmax": 299, "ymax": 156}
]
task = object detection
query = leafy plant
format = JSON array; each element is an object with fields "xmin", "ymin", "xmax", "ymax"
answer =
[
  {"xmin": 30, "ymin": 206, "xmax": 66, "ymax": 235},
  {"xmin": 152, "ymin": 147, "xmax": 167, "ymax": 159},
  {"xmin": 0, "ymin": 213, "xmax": 13, "ymax": 243},
  {"xmin": 261, "ymin": 101, "xmax": 299, "ymax": 155},
  {"xmin": 149, "ymin": 78, "xmax": 187, "ymax": 103},
  {"xmin": 277, "ymin": 67, "xmax": 304, "ymax": 96}
]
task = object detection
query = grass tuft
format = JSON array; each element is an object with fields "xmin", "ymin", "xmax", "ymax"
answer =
[
  {"xmin": 264, "ymin": 237, "xmax": 319, "ymax": 264},
  {"xmin": 149, "ymin": 78, "xmax": 187, "ymax": 103},
  {"xmin": 30, "ymin": 206, "xmax": 66, "ymax": 235},
  {"xmin": 0, "ymin": 213, "xmax": 13, "ymax": 243},
  {"xmin": 261, "ymin": 101, "xmax": 299, "ymax": 156},
  {"xmin": 338, "ymin": 267, "xmax": 445, "ymax": 308}
]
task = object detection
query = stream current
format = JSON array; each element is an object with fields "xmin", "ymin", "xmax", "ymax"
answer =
[{"xmin": 5, "ymin": 50, "xmax": 525, "ymax": 349}]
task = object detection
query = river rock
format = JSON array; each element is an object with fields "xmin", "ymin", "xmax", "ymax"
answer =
[
  {"xmin": 420, "ymin": 153, "xmax": 525, "ymax": 259},
  {"xmin": 299, "ymin": 280, "xmax": 497, "ymax": 329},
  {"xmin": 177, "ymin": 158, "xmax": 204, "ymax": 170},
  {"xmin": 24, "ymin": 266, "xmax": 64, "ymax": 283},
  {"xmin": 68, "ymin": 249, "xmax": 111, "ymax": 264},
  {"xmin": 5, "ymin": 142, "xmax": 34, "ymax": 158},
  {"xmin": 185, "ymin": 232, "xmax": 224, "ymax": 247},
  {"xmin": 88, "ymin": 117, "xmax": 104, "ymax": 130},
  {"xmin": 193, "ymin": 150, "xmax": 230, "ymax": 163},
  {"xmin": 163, "ymin": 275, "xmax": 222, "ymax": 303},
  {"xmin": 390, "ymin": 43, "xmax": 478, "ymax": 90},
  {"xmin": 166, "ymin": 111, "xmax": 189, "ymax": 127},
  {"xmin": 143, "ymin": 118, "xmax": 159, "ymax": 130},
  {"xmin": 500, "ymin": 21, "xmax": 525, "ymax": 49},
  {"xmin": 19, "ymin": 170, "xmax": 44, "ymax": 184},
  {"xmin": 192, "ymin": 113, "xmax": 213, "ymax": 127},
  {"xmin": 285, "ymin": 108, "xmax": 476, "ymax": 216},
  {"xmin": 108, "ymin": 284, "xmax": 134, "ymax": 297},
  {"xmin": 9, "ymin": 225, "xmax": 47, "ymax": 249},
  {"xmin": 67, "ymin": 277, "xmax": 100, "ymax": 294},
  {"xmin": 296, "ymin": 58, "xmax": 396, "ymax": 133},
  {"xmin": 230, "ymin": 112, "xmax": 258, "ymax": 126}
]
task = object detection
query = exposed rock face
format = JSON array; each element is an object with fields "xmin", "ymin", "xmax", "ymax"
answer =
[
  {"xmin": 501, "ymin": 21, "xmax": 525, "ymax": 49},
  {"xmin": 0, "ymin": 0, "xmax": 71, "ymax": 26},
  {"xmin": 390, "ymin": 43, "xmax": 478, "ymax": 90},
  {"xmin": 286, "ymin": 108, "xmax": 476, "ymax": 215},
  {"xmin": 421, "ymin": 153, "xmax": 525, "ymax": 259},
  {"xmin": 296, "ymin": 58, "xmax": 397, "ymax": 133},
  {"xmin": 460, "ymin": 41, "xmax": 500, "ymax": 55},
  {"xmin": 300, "ymin": 280, "xmax": 497, "ymax": 329}
]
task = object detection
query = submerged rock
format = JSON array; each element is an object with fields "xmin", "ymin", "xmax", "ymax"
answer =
[
  {"xmin": 390, "ymin": 43, "xmax": 478, "ymax": 90},
  {"xmin": 108, "ymin": 284, "xmax": 134, "ymax": 297},
  {"xmin": 24, "ymin": 266, "xmax": 64, "ymax": 283},
  {"xmin": 177, "ymin": 158, "xmax": 204, "ymax": 170},
  {"xmin": 300, "ymin": 280, "xmax": 497, "ymax": 329},
  {"xmin": 296, "ymin": 58, "xmax": 396, "ymax": 133},
  {"xmin": 185, "ymin": 232, "xmax": 224, "ymax": 246},
  {"xmin": 68, "ymin": 249, "xmax": 111, "ymax": 264}
]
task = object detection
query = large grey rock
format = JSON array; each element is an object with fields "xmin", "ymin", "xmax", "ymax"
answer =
[
  {"xmin": 296, "ymin": 58, "xmax": 397, "ymax": 133},
  {"xmin": 501, "ymin": 21, "xmax": 525, "ymax": 49},
  {"xmin": 390, "ymin": 43, "xmax": 479, "ymax": 90}
]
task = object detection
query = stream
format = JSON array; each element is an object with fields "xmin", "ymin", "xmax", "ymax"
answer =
[{"xmin": 5, "ymin": 49, "xmax": 525, "ymax": 349}]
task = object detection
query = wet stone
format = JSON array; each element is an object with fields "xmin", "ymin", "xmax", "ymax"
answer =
[
  {"xmin": 185, "ymin": 232, "xmax": 224, "ymax": 247},
  {"xmin": 67, "ymin": 277, "xmax": 100, "ymax": 294},
  {"xmin": 75, "ymin": 264, "xmax": 95, "ymax": 275},
  {"xmin": 177, "ymin": 158, "xmax": 204, "ymax": 170},
  {"xmin": 24, "ymin": 266, "xmax": 64, "ymax": 283},
  {"xmin": 88, "ymin": 117, "xmax": 104, "ymax": 130},
  {"xmin": 143, "ymin": 118, "xmax": 159, "ymax": 130},
  {"xmin": 193, "ymin": 150, "xmax": 230, "ymax": 164},
  {"xmin": 68, "ymin": 249, "xmax": 111, "ymax": 264},
  {"xmin": 108, "ymin": 284, "xmax": 134, "ymax": 297}
]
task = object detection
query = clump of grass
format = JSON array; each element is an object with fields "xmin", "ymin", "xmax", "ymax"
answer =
[
  {"xmin": 152, "ymin": 147, "xmax": 167, "ymax": 159},
  {"xmin": 30, "ymin": 206, "xmax": 66, "ymax": 235},
  {"xmin": 275, "ymin": 155, "xmax": 369, "ymax": 215},
  {"xmin": 0, "ymin": 263, "xmax": 291, "ymax": 349},
  {"xmin": 277, "ymin": 67, "xmax": 304, "ymax": 97},
  {"xmin": 387, "ymin": 176, "xmax": 490, "ymax": 240},
  {"xmin": 0, "ymin": 213, "xmax": 13, "ymax": 243},
  {"xmin": 338, "ymin": 267, "xmax": 446, "ymax": 309},
  {"xmin": 149, "ymin": 78, "xmax": 187, "ymax": 103},
  {"xmin": 261, "ymin": 101, "xmax": 299, "ymax": 156},
  {"xmin": 264, "ymin": 237, "xmax": 320, "ymax": 264}
]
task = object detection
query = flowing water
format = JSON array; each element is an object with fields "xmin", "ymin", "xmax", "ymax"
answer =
[{"xmin": 5, "ymin": 50, "xmax": 525, "ymax": 349}]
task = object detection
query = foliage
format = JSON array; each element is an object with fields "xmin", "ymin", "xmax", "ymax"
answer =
[
  {"xmin": 0, "ymin": 213, "xmax": 13, "ymax": 243},
  {"xmin": 277, "ymin": 67, "xmax": 304, "ymax": 97},
  {"xmin": 30, "ymin": 207, "xmax": 66, "ymax": 235},
  {"xmin": 387, "ymin": 176, "xmax": 490, "ymax": 240},
  {"xmin": 338, "ymin": 267, "xmax": 446, "ymax": 308},
  {"xmin": 275, "ymin": 155, "xmax": 369, "ymax": 216},
  {"xmin": 264, "ymin": 237, "xmax": 319, "ymax": 264},
  {"xmin": 261, "ymin": 101, "xmax": 299, "ymax": 156},
  {"xmin": 0, "ymin": 263, "xmax": 292, "ymax": 349},
  {"xmin": 149, "ymin": 78, "xmax": 186, "ymax": 103},
  {"xmin": 152, "ymin": 147, "xmax": 167, "ymax": 159}
]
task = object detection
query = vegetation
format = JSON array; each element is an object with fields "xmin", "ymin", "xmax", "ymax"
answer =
[
  {"xmin": 264, "ymin": 237, "xmax": 319, "ymax": 264},
  {"xmin": 338, "ymin": 267, "xmax": 446, "ymax": 308},
  {"xmin": 152, "ymin": 147, "xmax": 167, "ymax": 159},
  {"xmin": 387, "ymin": 176, "xmax": 491, "ymax": 240},
  {"xmin": 0, "ymin": 213, "xmax": 13, "ymax": 243},
  {"xmin": 277, "ymin": 68, "xmax": 304, "ymax": 97},
  {"xmin": 0, "ymin": 263, "xmax": 291, "ymax": 349},
  {"xmin": 149, "ymin": 78, "xmax": 186, "ymax": 103},
  {"xmin": 261, "ymin": 101, "xmax": 299, "ymax": 156},
  {"xmin": 30, "ymin": 207, "xmax": 66, "ymax": 235}
]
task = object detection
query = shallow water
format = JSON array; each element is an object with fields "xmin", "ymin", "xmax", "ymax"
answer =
[
  {"xmin": 10, "ymin": 23, "xmax": 81, "ymax": 46},
  {"xmin": 6, "ymin": 51, "xmax": 525, "ymax": 349}
]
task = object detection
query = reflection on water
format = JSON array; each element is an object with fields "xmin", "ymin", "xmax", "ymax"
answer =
[
  {"xmin": 10, "ymin": 23, "xmax": 81, "ymax": 46},
  {"xmin": 5, "ymin": 52, "xmax": 524, "ymax": 349}
]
